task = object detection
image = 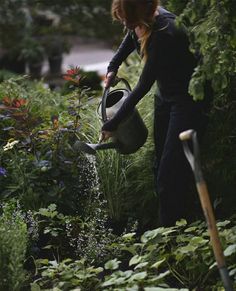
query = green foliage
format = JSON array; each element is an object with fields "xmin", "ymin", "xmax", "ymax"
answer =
[
  {"xmin": 201, "ymin": 95, "xmax": 236, "ymax": 218},
  {"xmin": 0, "ymin": 201, "xmax": 28, "ymax": 291},
  {"xmin": 33, "ymin": 219, "xmax": 236, "ymax": 290},
  {"xmin": 30, "ymin": 202, "xmax": 117, "ymax": 270},
  {"xmin": 0, "ymin": 0, "xmax": 28, "ymax": 52},
  {"xmin": 0, "ymin": 73, "xmax": 102, "ymax": 213},
  {"xmin": 166, "ymin": 0, "xmax": 236, "ymax": 100},
  {"xmin": 20, "ymin": 37, "xmax": 45, "ymax": 64},
  {"xmin": 32, "ymin": 259, "xmax": 103, "ymax": 290},
  {"xmin": 34, "ymin": 0, "xmax": 122, "ymax": 43}
]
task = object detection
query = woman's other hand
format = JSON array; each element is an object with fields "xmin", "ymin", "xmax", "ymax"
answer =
[
  {"xmin": 104, "ymin": 71, "xmax": 116, "ymax": 88},
  {"xmin": 99, "ymin": 130, "xmax": 113, "ymax": 143}
]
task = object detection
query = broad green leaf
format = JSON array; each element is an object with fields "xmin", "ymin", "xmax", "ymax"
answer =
[
  {"xmin": 36, "ymin": 259, "xmax": 49, "ymax": 265},
  {"xmin": 162, "ymin": 229, "xmax": 176, "ymax": 236},
  {"xmin": 216, "ymin": 220, "xmax": 231, "ymax": 227},
  {"xmin": 30, "ymin": 283, "xmax": 41, "ymax": 291},
  {"xmin": 127, "ymin": 286, "xmax": 139, "ymax": 291},
  {"xmin": 184, "ymin": 226, "xmax": 197, "ymax": 232},
  {"xmin": 190, "ymin": 236, "xmax": 208, "ymax": 246},
  {"xmin": 151, "ymin": 258, "xmax": 166, "ymax": 269},
  {"xmin": 129, "ymin": 255, "xmax": 142, "ymax": 266},
  {"xmin": 175, "ymin": 219, "xmax": 187, "ymax": 227},
  {"xmin": 224, "ymin": 244, "xmax": 236, "ymax": 256},
  {"xmin": 102, "ymin": 277, "xmax": 117, "ymax": 287},
  {"xmin": 229, "ymin": 268, "xmax": 236, "ymax": 276},
  {"xmin": 122, "ymin": 232, "xmax": 136, "ymax": 240},
  {"xmin": 155, "ymin": 270, "xmax": 170, "ymax": 280},
  {"xmin": 130, "ymin": 271, "xmax": 147, "ymax": 281},
  {"xmin": 141, "ymin": 228, "xmax": 163, "ymax": 243},
  {"xmin": 178, "ymin": 245, "xmax": 197, "ymax": 254},
  {"xmin": 104, "ymin": 258, "xmax": 121, "ymax": 270},
  {"xmin": 134, "ymin": 262, "xmax": 149, "ymax": 270}
]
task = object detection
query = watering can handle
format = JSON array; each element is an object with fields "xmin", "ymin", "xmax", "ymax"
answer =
[{"xmin": 101, "ymin": 77, "xmax": 132, "ymax": 122}]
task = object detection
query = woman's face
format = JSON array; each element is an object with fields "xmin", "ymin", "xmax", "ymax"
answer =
[
  {"xmin": 121, "ymin": 19, "xmax": 140, "ymax": 30},
  {"xmin": 116, "ymin": 12, "xmax": 140, "ymax": 30}
]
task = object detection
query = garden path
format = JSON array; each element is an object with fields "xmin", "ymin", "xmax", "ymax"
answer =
[{"xmin": 43, "ymin": 38, "xmax": 114, "ymax": 77}]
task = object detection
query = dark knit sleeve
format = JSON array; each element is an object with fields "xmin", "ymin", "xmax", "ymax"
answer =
[
  {"xmin": 102, "ymin": 32, "xmax": 170, "ymax": 131},
  {"xmin": 107, "ymin": 32, "xmax": 136, "ymax": 74}
]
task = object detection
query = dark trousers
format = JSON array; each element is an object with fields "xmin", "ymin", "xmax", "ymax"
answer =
[{"xmin": 154, "ymin": 97, "xmax": 210, "ymax": 227}]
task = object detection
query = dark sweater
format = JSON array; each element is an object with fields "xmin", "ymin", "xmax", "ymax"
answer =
[{"xmin": 102, "ymin": 9, "xmax": 198, "ymax": 132}]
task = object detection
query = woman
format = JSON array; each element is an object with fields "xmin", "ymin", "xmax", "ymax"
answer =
[{"xmin": 101, "ymin": 0, "xmax": 211, "ymax": 227}]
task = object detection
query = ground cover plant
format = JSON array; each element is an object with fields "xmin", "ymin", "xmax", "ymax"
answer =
[
  {"xmin": 32, "ymin": 218, "xmax": 236, "ymax": 290},
  {"xmin": 0, "ymin": 0, "xmax": 235, "ymax": 289}
]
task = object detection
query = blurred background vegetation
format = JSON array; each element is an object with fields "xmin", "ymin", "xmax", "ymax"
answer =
[{"xmin": 0, "ymin": 0, "xmax": 122, "ymax": 77}]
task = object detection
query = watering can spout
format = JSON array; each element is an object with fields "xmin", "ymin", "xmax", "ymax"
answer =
[{"xmin": 74, "ymin": 141, "xmax": 117, "ymax": 155}]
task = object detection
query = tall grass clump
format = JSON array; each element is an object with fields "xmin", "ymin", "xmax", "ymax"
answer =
[
  {"xmin": 0, "ymin": 201, "xmax": 28, "ymax": 291},
  {"xmin": 83, "ymin": 55, "xmax": 158, "ymax": 231}
]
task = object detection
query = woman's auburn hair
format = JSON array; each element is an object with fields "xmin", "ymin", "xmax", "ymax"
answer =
[{"xmin": 111, "ymin": 0, "xmax": 159, "ymax": 61}]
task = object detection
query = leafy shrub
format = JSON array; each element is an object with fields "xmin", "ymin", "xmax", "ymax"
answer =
[
  {"xmin": 33, "ymin": 219, "xmax": 236, "ymax": 290},
  {"xmin": 0, "ymin": 73, "xmax": 103, "ymax": 214},
  {"xmin": 0, "ymin": 201, "xmax": 28, "ymax": 291},
  {"xmin": 31, "ymin": 201, "xmax": 116, "ymax": 265},
  {"xmin": 163, "ymin": 0, "xmax": 236, "ymax": 216}
]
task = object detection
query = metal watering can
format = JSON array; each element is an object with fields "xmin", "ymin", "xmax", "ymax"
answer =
[{"xmin": 76, "ymin": 77, "xmax": 148, "ymax": 155}]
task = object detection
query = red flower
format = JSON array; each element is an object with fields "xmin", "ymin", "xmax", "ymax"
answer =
[
  {"xmin": 63, "ymin": 67, "xmax": 81, "ymax": 85},
  {"xmin": 63, "ymin": 75, "xmax": 75, "ymax": 82},
  {"xmin": 66, "ymin": 66, "xmax": 80, "ymax": 76},
  {"xmin": 1, "ymin": 97, "xmax": 27, "ymax": 108},
  {"xmin": 12, "ymin": 98, "xmax": 27, "ymax": 108}
]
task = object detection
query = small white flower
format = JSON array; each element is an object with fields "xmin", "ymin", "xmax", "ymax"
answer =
[{"xmin": 3, "ymin": 140, "xmax": 19, "ymax": 151}]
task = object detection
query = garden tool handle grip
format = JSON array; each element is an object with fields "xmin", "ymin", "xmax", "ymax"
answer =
[
  {"xmin": 179, "ymin": 129, "xmax": 195, "ymax": 141},
  {"xmin": 179, "ymin": 129, "xmax": 203, "ymax": 183}
]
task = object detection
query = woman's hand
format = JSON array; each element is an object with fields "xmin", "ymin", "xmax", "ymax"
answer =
[
  {"xmin": 99, "ymin": 130, "xmax": 113, "ymax": 143},
  {"xmin": 104, "ymin": 71, "xmax": 116, "ymax": 88}
]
